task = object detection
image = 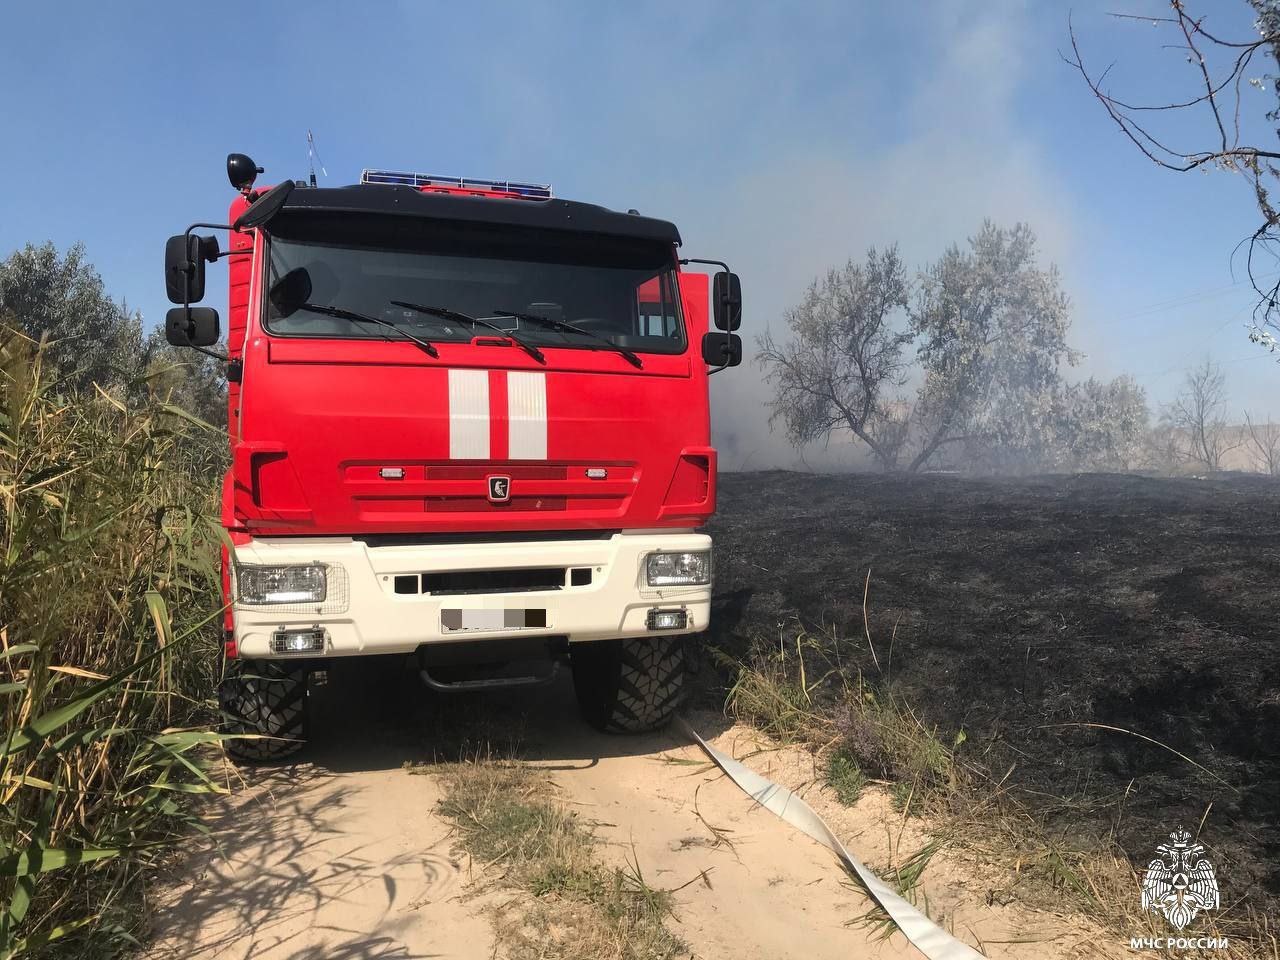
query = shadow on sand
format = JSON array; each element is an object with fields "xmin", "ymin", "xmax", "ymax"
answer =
[
  {"xmin": 146, "ymin": 655, "xmax": 733, "ymax": 960},
  {"xmin": 303, "ymin": 652, "xmax": 733, "ymax": 772}
]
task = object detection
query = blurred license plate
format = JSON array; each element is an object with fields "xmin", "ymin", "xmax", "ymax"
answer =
[{"xmin": 441, "ymin": 608, "xmax": 547, "ymax": 632}]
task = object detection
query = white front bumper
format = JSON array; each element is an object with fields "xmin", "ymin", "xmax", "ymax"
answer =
[{"xmin": 231, "ymin": 531, "xmax": 711, "ymax": 659}]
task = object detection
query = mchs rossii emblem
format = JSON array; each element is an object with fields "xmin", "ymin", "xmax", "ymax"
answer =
[{"xmin": 1141, "ymin": 828, "xmax": 1219, "ymax": 931}]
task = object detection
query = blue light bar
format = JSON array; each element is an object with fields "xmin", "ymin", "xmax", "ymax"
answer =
[{"xmin": 360, "ymin": 168, "xmax": 552, "ymax": 199}]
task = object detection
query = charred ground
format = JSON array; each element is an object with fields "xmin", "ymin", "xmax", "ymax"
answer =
[{"xmin": 704, "ymin": 470, "xmax": 1280, "ymax": 917}]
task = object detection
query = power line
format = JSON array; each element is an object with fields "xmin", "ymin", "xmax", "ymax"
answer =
[
  {"xmin": 1104, "ymin": 271, "xmax": 1276, "ymax": 327},
  {"xmin": 1114, "ymin": 294, "xmax": 1268, "ymax": 379}
]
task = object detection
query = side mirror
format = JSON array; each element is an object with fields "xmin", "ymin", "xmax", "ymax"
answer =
[
  {"xmin": 166, "ymin": 307, "xmax": 221, "ymax": 348},
  {"xmin": 702, "ymin": 332, "xmax": 741, "ymax": 367},
  {"xmin": 713, "ymin": 272, "xmax": 742, "ymax": 331},
  {"xmin": 164, "ymin": 234, "xmax": 219, "ymax": 304},
  {"xmin": 233, "ymin": 179, "xmax": 295, "ymax": 232},
  {"xmin": 268, "ymin": 267, "xmax": 313, "ymax": 318}
]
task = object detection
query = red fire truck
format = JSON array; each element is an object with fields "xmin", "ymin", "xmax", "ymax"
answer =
[{"xmin": 164, "ymin": 155, "xmax": 741, "ymax": 760}]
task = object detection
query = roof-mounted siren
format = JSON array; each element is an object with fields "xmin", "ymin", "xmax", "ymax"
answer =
[{"xmin": 360, "ymin": 169, "xmax": 552, "ymax": 200}]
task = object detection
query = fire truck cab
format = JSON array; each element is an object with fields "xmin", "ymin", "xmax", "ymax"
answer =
[{"xmin": 164, "ymin": 155, "xmax": 741, "ymax": 760}]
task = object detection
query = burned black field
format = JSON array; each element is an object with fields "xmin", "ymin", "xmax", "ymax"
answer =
[{"xmin": 705, "ymin": 470, "xmax": 1280, "ymax": 914}]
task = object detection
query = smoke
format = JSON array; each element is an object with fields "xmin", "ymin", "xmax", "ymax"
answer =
[
  {"xmin": 377, "ymin": 4, "xmax": 1102, "ymax": 472},
  {"xmin": 631, "ymin": 3, "xmax": 1080, "ymax": 470}
]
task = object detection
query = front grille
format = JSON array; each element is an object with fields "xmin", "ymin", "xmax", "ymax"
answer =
[
  {"xmin": 426, "ymin": 465, "xmax": 567, "ymax": 480},
  {"xmin": 425, "ymin": 496, "xmax": 566, "ymax": 512},
  {"xmin": 417, "ymin": 567, "xmax": 568, "ymax": 596},
  {"xmin": 346, "ymin": 461, "xmax": 635, "ymax": 520}
]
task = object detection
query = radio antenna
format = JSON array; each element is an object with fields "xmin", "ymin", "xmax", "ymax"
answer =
[{"xmin": 306, "ymin": 129, "xmax": 328, "ymax": 188}]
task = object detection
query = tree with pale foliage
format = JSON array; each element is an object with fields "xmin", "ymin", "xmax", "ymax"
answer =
[
  {"xmin": 1165, "ymin": 358, "xmax": 1239, "ymax": 472},
  {"xmin": 0, "ymin": 242, "xmax": 227, "ymax": 422},
  {"xmin": 0, "ymin": 242, "xmax": 143, "ymax": 394},
  {"xmin": 760, "ymin": 222, "xmax": 1122, "ymax": 474},
  {"xmin": 757, "ymin": 248, "xmax": 913, "ymax": 470},
  {"xmin": 1062, "ymin": 375, "xmax": 1151, "ymax": 471},
  {"xmin": 911, "ymin": 222, "xmax": 1079, "ymax": 472}
]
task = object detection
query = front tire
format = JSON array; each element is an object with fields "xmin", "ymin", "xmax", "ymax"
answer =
[
  {"xmin": 571, "ymin": 636, "xmax": 686, "ymax": 733},
  {"xmin": 219, "ymin": 659, "xmax": 308, "ymax": 762}
]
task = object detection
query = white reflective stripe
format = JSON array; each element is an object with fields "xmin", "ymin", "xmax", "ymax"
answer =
[
  {"xmin": 507, "ymin": 371, "xmax": 547, "ymax": 460},
  {"xmin": 678, "ymin": 719, "xmax": 986, "ymax": 960},
  {"xmin": 448, "ymin": 369, "xmax": 489, "ymax": 459}
]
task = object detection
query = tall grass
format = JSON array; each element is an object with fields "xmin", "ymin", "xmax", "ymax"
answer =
[{"xmin": 0, "ymin": 329, "xmax": 225, "ymax": 957}]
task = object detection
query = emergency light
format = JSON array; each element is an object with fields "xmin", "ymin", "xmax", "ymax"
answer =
[{"xmin": 360, "ymin": 169, "xmax": 552, "ymax": 199}]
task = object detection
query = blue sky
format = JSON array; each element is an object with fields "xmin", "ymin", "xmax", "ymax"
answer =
[{"xmin": 2, "ymin": 0, "xmax": 1276, "ymax": 466}]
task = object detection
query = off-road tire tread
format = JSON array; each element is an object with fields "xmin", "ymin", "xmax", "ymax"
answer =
[
  {"xmin": 220, "ymin": 660, "xmax": 307, "ymax": 762},
  {"xmin": 572, "ymin": 636, "xmax": 685, "ymax": 733}
]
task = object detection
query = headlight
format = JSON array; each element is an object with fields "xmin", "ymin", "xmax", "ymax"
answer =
[
  {"xmin": 645, "ymin": 551, "xmax": 711, "ymax": 587},
  {"xmin": 237, "ymin": 564, "xmax": 327, "ymax": 604}
]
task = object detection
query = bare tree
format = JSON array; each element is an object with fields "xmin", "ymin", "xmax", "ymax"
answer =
[
  {"xmin": 1066, "ymin": 2, "xmax": 1280, "ymax": 345},
  {"xmin": 1243, "ymin": 409, "xmax": 1280, "ymax": 473},
  {"xmin": 1166, "ymin": 358, "xmax": 1240, "ymax": 471},
  {"xmin": 757, "ymin": 247, "xmax": 912, "ymax": 469}
]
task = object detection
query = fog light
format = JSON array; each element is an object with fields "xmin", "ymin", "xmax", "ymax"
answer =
[
  {"xmin": 646, "ymin": 608, "xmax": 688, "ymax": 631},
  {"xmin": 645, "ymin": 551, "xmax": 711, "ymax": 587},
  {"xmin": 238, "ymin": 564, "xmax": 327, "ymax": 604},
  {"xmin": 270, "ymin": 627, "xmax": 326, "ymax": 655}
]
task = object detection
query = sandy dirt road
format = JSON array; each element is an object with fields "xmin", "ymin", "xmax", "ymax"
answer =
[{"xmin": 145, "ymin": 658, "xmax": 1119, "ymax": 960}]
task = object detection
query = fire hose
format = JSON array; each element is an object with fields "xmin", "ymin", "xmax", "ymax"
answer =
[{"xmin": 679, "ymin": 719, "xmax": 986, "ymax": 960}]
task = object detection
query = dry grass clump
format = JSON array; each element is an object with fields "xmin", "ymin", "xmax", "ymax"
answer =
[
  {"xmin": 721, "ymin": 625, "xmax": 964, "ymax": 818},
  {"xmin": 433, "ymin": 759, "xmax": 684, "ymax": 960}
]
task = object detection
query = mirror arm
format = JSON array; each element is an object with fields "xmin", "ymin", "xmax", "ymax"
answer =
[
  {"xmin": 178, "ymin": 221, "xmax": 233, "ymax": 305},
  {"xmin": 190, "ymin": 344, "xmax": 229, "ymax": 362},
  {"xmin": 681, "ymin": 258, "xmax": 736, "ymax": 374},
  {"xmin": 182, "ymin": 222, "xmax": 234, "ymax": 248},
  {"xmin": 183, "ymin": 221, "xmax": 234, "ymax": 239},
  {"xmin": 679, "ymin": 257, "xmax": 731, "ymax": 274},
  {"xmin": 174, "ymin": 221, "xmax": 234, "ymax": 360}
]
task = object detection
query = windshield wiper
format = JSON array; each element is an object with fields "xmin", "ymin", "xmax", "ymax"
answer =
[
  {"xmin": 391, "ymin": 301, "xmax": 546, "ymax": 364},
  {"xmin": 492, "ymin": 309, "xmax": 642, "ymax": 369},
  {"xmin": 300, "ymin": 302, "xmax": 439, "ymax": 358}
]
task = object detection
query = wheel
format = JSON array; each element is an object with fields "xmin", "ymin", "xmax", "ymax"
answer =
[
  {"xmin": 571, "ymin": 635, "xmax": 685, "ymax": 733},
  {"xmin": 219, "ymin": 659, "xmax": 308, "ymax": 762}
]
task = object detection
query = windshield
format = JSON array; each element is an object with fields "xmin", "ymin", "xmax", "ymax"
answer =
[{"xmin": 264, "ymin": 231, "xmax": 686, "ymax": 355}]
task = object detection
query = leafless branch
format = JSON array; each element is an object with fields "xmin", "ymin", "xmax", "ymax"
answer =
[
  {"xmin": 1068, "ymin": 2, "xmax": 1280, "ymax": 336},
  {"xmin": 1243, "ymin": 410, "xmax": 1280, "ymax": 473}
]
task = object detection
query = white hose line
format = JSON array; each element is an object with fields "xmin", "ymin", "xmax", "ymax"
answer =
[{"xmin": 678, "ymin": 719, "xmax": 986, "ymax": 960}]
